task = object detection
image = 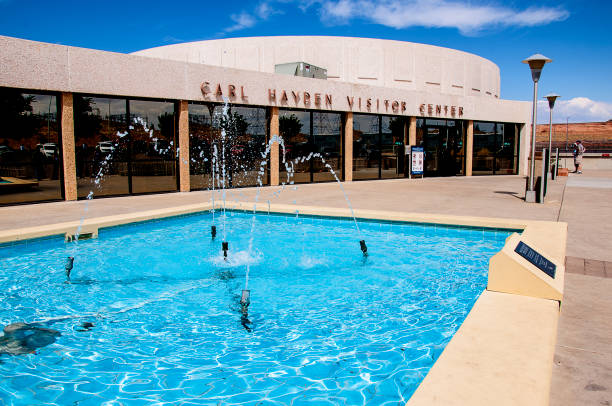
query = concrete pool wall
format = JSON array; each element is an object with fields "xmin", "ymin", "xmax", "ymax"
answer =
[{"xmin": 0, "ymin": 202, "xmax": 566, "ymax": 405}]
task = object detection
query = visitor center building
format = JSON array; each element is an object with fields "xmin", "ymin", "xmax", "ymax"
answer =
[{"xmin": 0, "ymin": 35, "xmax": 531, "ymax": 205}]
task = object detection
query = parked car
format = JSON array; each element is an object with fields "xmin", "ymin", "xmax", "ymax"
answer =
[
  {"xmin": 41, "ymin": 143, "xmax": 58, "ymax": 158},
  {"xmin": 97, "ymin": 141, "xmax": 115, "ymax": 154}
]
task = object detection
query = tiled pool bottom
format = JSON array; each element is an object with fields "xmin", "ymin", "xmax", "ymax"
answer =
[{"xmin": 0, "ymin": 211, "xmax": 511, "ymax": 405}]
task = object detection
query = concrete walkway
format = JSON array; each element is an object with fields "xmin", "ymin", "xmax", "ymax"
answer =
[
  {"xmin": 551, "ymin": 170, "xmax": 612, "ymax": 406},
  {"xmin": 0, "ymin": 171, "xmax": 610, "ymax": 405}
]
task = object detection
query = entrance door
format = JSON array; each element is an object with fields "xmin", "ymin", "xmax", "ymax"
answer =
[
  {"xmin": 423, "ymin": 120, "xmax": 465, "ymax": 177},
  {"xmin": 424, "ymin": 125, "xmax": 443, "ymax": 176}
]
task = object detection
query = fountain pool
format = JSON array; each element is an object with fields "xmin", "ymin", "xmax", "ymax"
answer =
[{"xmin": 0, "ymin": 210, "xmax": 513, "ymax": 405}]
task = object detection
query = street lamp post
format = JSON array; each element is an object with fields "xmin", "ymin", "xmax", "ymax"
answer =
[
  {"xmin": 522, "ymin": 54, "xmax": 552, "ymax": 203},
  {"xmin": 545, "ymin": 93, "xmax": 560, "ymax": 176}
]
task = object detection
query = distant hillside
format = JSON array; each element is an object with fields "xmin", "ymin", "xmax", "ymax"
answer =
[{"xmin": 535, "ymin": 121, "xmax": 612, "ymax": 151}]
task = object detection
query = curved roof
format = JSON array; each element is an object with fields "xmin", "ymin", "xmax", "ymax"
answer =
[{"xmin": 134, "ymin": 36, "xmax": 500, "ymax": 98}]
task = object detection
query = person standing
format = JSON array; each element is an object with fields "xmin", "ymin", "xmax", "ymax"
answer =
[{"xmin": 572, "ymin": 140, "xmax": 586, "ymax": 174}]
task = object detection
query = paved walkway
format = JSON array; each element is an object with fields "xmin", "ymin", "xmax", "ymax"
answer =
[
  {"xmin": 551, "ymin": 171, "xmax": 612, "ymax": 406},
  {"xmin": 0, "ymin": 170, "xmax": 610, "ymax": 405}
]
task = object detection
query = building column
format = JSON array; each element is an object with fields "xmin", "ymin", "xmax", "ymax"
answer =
[
  {"xmin": 178, "ymin": 100, "xmax": 190, "ymax": 192},
  {"xmin": 60, "ymin": 92, "xmax": 77, "ymax": 201},
  {"xmin": 519, "ymin": 123, "xmax": 530, "ymax": 176},
  {"xmin": 269, "ymin": 107, "xmax": 280, "ymax": 186},
  {"xmin": 344, "ymin": 112, "xmax": 353, "ymax": 181},
  {"xmin": 408, "ymin": 116, "xmax": 417, "ymax": 146},
  {"xmin": 466, "ymin": 120, "xmax": 474, "ymax": 176}
]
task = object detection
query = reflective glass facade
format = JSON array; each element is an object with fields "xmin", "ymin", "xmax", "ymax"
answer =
[
  {"xmin": 473, "ymin": 121, "xmax": 519, "ymax": 175},
  {"xmin": 74, "ymin": 96, "xmax": 177, "ymax": 198},
  {"xmin": 189, "ymin": 103, "xmax": 268, "ymax": 190},
  {"xmin": 417, "ymin": 119, "xmax": 466, "ymax": 177},
  {"xmin": 1, "ymin": 86, "xmax": 523, "ymax": 206},
  {"xmin": 279, "ymin": 109, "xmax": 342, "ymax": 183},
  {"xmin": 74, "ymin": 96, "xmax": 129, "ymax": 197},
  {"xmin": 0, "ymin": 88, "xmax": 63, "ymax": 204},
  {"xmin": 381, "ymin": 116, "xmax": 406, "ymax": 179},
  {"xmin": 129, "ymin": 100, "xmax": 177, "ymax": 194},
  {"xmin": 353, "ymin": 114, "xmax": 406, "ymax": 180}
]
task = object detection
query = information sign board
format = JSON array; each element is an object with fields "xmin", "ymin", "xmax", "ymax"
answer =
[
  {"xmin": 411, "ymin": 146, "xmax": 424, "ymax": 175},
  {"xmin": 514, "ymin": 241, "xmax": 556, "ymax": 278}
]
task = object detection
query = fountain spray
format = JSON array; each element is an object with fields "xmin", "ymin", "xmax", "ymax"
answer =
[
  {"xmin": 240, "ymin": 289, "xmax": 251, "ymax": 307},
  {"xmin": 211, "ymin": 143, "xmax": 217, "ymax": 239},
  {"xmin": 291, "ymin": 151, "xmax": 367, "ymax": 257}
]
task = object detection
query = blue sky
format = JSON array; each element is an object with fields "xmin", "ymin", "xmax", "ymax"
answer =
[{"xmin": 1, "ymin": 0, "xmax": 611, "ymax": 123}]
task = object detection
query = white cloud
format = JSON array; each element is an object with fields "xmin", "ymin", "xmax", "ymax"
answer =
[
  {"xmin": 318, "ymin": 0, "xmax": 568, "ymax": 35},
  {"xmin": 256, "ymin": 2, "xmax": 282, "ymax": 19},
  {"xmin": 537, "ymin": 97, "xmax": 612, "ymax": 124},
  {"xmin": 224, "ymin": 12, "xmax": 258, "ymax": 33},
  {"xmin": 221, "ymin": 1, "xmax": 283, "ymax": 35},
  {"xmin": 218, "ymin": 0, "xmax": 568, "ymax": 36}
]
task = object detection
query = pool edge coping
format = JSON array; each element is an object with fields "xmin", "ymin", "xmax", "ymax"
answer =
[{"xmin": 0, "ymin": 200, "xmax": 541, "ymax": 245}]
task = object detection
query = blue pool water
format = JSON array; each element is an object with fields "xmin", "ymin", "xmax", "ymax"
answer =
[{"xmin": 0, "ymin": 211, "xmax": 511, "ymax": 405}]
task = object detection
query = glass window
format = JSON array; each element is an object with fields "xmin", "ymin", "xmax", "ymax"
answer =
[
  {"xmin": 495, "ymin": 123, "xmax": 518, "ymax": 175},
  {"xmin": 473, "ymin": 121, "xmax": 518, "ymax": 175},
  {"xmin": 416, "ymin": 118, "xmax": 424, "ymax": 146},
  {"xmin": 312, "ymin": 112, "xmax": 342, "ymax": 182},
  {"xmin": 189, "ymin": 104, "xmax": 269, "ymax": 190},
  {"xmin": 447, "ymin": 120, "xmax": 466, "ymax": 176},
  {"xmin": 226, "ymin": 106, "xmax": 268, "ymax": 187},
  {"xmin": 352, "ymin": 114, "xmax": 380, "ymax": 180},
  {"xmin": 74, "ymin": 96, "xmax": 129, "ymax": 198},
  {"xmin": 279, "ymin": 110, "xmax": 311, "ymax": 184},
  {"xmin": 381, "ymin": 116, "xmax": 406, "ymax": 179},
  {"xmin": 0, "ymin": 88, "xmax": 63, "ymax": 205},
  {"xmin": 419, "ymin": 119, "xmax": 465, "ymax": 177},
  {"xmin": 188, "ymin": 103, "xmax": 215, "ymax": 191},
  {"xmin": 129, "ymin": 99, "xmax": 177, "ymax": 194},
  {"xmin": 473, "ymin": 122, "xmax": 495, "ymax": 175}
]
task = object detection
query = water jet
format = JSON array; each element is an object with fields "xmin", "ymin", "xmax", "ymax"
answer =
[
  {"xmin": 65, "ymin": 256, "xmax": 74, "ymax": 279},
  {"xmin": 222, "ymin": 241, "xmax": 229, "ymax": 259},
  {"xmin": 360, "ymin": 240, "xmax": 368, "ymax": 256}
]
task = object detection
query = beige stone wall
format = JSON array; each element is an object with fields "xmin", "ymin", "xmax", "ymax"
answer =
[
  {"xmin": 466, "ymin": 120, "xmax": 474, "ymax": 176},
  {"xmin": 0, "ymin": 35, "xmax": 530, "ymax": 125},
  {"xmin": 178, "ymin": 100, "xmax": 190, "ymax": 192},
  {"xmin": 60, "ymin": 92, "xmax": 77, "ymax": 201},
  {"xmin": 134, "ymin": 36, "xmax": 501, "ymax": 99},
  {"xmin": 344, "ymin": 112, "xmax": 353, "ymax": 181},
  {"xmin": 0, "ymin": 35, "xmax": 532, "ymax": 186},
  {"xmin": 269, "ymin": 107, "xmax": 279, "ymax": 186}
]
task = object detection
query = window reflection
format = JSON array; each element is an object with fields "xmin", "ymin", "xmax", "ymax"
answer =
[
  {"xmin": 381, "ymin": 116, "xmax": 406, "ymax": 179},
  {"xmin": 0, "ymin": 88, "xmax": 63, "ymax": 205},
  {"xmin": 473, "ymin": 121, "xmax": 518, "ymax": 175},
  {"xmin": 420, "ymin": 119, "xmax": 465, "ymax": 176},
  {"xmin": 189, "ymin": 103, "xmax": 268, "ymax": 190},
  {"xmin": 353, "ymin": 114, "xmax": 406, "ymax": 180},
  {"xmin": 74, "ymin": 96, "xmax": 128, "ymax": 197},
  {"xmin": 312, "ymin": 112, "xmax": 341, "ymax": 182},
  {"xmin": 353, "ymin": 114, "xmax": 380, "ymax": 180},
  {"xmin": 279, "ymin": 110, "xmax": 310, "ymax": 184},
  {"xmin": 129, "ymin": 100, "xmax": 177, "ymax": 194}
]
